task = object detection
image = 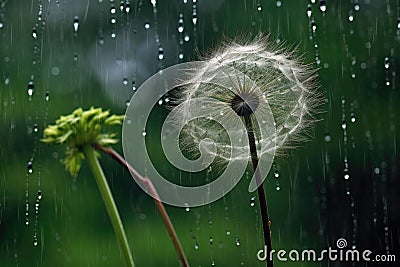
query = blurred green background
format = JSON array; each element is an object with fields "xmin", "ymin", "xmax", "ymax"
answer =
[{"xmin": 0, "ymin": 0, "xmax": 399, "ymax": 266}]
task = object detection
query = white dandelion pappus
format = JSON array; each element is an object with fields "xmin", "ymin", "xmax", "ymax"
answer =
[
  {"xmin": 122, "ymin": 36, "xmax": 320, "ymax": 207},
  {"xmin": 174, "ymin": 36, "xmax": 320, "ymax": 191}
]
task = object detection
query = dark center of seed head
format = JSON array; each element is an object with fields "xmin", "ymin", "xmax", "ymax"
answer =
[{"xmin": 230, "ymin": 92, "xmax": 259, "ymax": 117}]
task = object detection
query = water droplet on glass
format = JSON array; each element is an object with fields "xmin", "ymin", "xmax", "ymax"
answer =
[
  {"xmin": 235, "ymin": 237, "xmax": 240, "ymax": 246},
  {"xmin": 324, "ymin": 133, "xmax": 331, "ymax": 142},
  {"xmin": 276, "ymin": 185, "xmax": 281, "ymax": 191},
  {"xmin": 110, "ymin": 6, "xmax": 116, "ymax": 14},
  {"xmin": 307, "ymin": 4, "xmax": 312, "ymax": 17},
  {"xmin": 25, "ymin": 218, "xmax": 29, "ymax": 226},
  {"xmin": 151, "ymin": 0, "xmax": 156, "ymax": 6},
  {"xmin": 178, "ymin": 14, "xmax": 184, "ymax": 33},
  {"xmin": 122, "ymin": 77, "xmax": 128, "ymax": 85},
  {"xmin": 73, "ymin": 16, "xmax": 79, "ymax": 33},
  {"xmin": 125, "ymin": 3, "xmax": 131, "ymax": 13},
  {"xmin": 184, "ymin": 35, "xmax": 190, "ymax": 42},
  {"xmin": 276, "ymin": 1, "xmax": 282, "ymax": 7},
  {"xmin": 37, "ymin": 190, "xmax": 42, "ymax": 200},
  {"xmin": 158, "ymin": 47, "xmax": 164, "ymax": 60},
  {"xmin": 311, "ymin": 20, "xmax": 317, "ymax": 32},
  {"xmin": 185, "ymin": 207, "xmax": 190, "ymax": 212},
  {"xmin": 0, "ymin": 22, "xmax": 3, "ymax": 29},
  {"xmin": 354, "ymin": 4, "xmax": 360, "ymax": 11},
  {"xmin": 179, "ymin": 53, "xmax": 184, "ymax": 60},
  {"xmin": 209, "ymin": 236, "xmax": 213, "ymax": 245},
  {"xmin": 132, "ymin": 81, "xmax": 136, "ymax": 91},
  {"xmin": 250, "ymin": 196, "xmax": 256, "ymax": 207},
  {"xmin": 341, "ymin": 122, "xmax": 347, "ymax": 130},
  {"xmin": 142, "ymin": 131, "xmax": 146, "ymax": 137},
  {"xmin": 33, "ymin": 240, "xmax": 38, "ymax": 246},
  {"xmin": 311, "ymin": 0, "xmax": 316, "ymax": 3},
  {"xmin": 226, "ymin": 229, "xmax": 231, "ymax": 235},
  {"xmin": 257, "ymin": 4, "xmax": 262, "ymax": 12},
  {"xmin": 194, "ymin": 241, "xmax": 199, "ymax": 249},
  {"xmin": 27, "ymin": 81, "xmax": 34, "ymax": 97},
  {"xmin": 51, "ymin": 66, "xmax": 60, "ymax": 76},
  {"xmin": 144, "ymin": 22, "xmax": 150, "ymax": 29},
  {"xmin": 32, "ymin": 28, "xmax": 37, "ymax": 39},
  {"xmin": 45, "ymin": 91, "xmax": 49, "ymax": 101},
  {"xmin": 319, "ymin": 0, "xmax": 326, "ymax": 13},
  {"xmin": 384, "ymin": 57, "xmax": 390, "ymax": 69},
  {"xmin": 158, "ymin": 99, "xmax": 163, "ymax": 105},
  {"xmin": 111, "ymin": 17, "xmax": 116, "ymax": 24},
  {"xmin": 350, "ymin": 114, "xmax": 356, "ymax": 123},
  {"xmin": 27, "ymin": 161, "xmax": 33, "ymax": 174},
  {"xmin": 344, "ymin": 169, "xmax": 350, "ymax": 180},
  {"xmin": 33, "ymin": 124, "xmax": 38, "ymax": 133}
]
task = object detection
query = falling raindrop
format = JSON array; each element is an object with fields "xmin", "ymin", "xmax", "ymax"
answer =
[
  {"xmin": 122, "ymin": 77, "xmax": 128, "ymax": 85},
  {"xmin": 27, "ymin": 161, "xmax": 33, "ymax": 174},
  {"xmin": 235, "ymin": 236, "xmax": 240, "ymax": 246},
  {"xmin": 27, "ymin": 81, "xmax": 34, "ymax": 97},
  {"xmin": 319, "ymin": 0, "xmax": 326, "ymax": 13},
  {"xmin": 257, "ymin": 3, "xmax": 262, "ymax": 12},
  {"xmin": 178, "ymin": 13, "xmax": 184, "ymax": 33},
  {"xmin": 158, "ymin": 47, "xmax": 164, "ymax": 60},
  {"xmin": 384, "ymin": 57, "xmax": 390, "ymax": 69},
  {"xmin": 307, "ymin": 4, "xmax": 312, "ymax": 18},
  {"xmin": 73, "ymin": 16, "xmax": 79, "ymax": 33},
  {"xmin": 250, "ymin": 196, "xmax": 255, "ymax": 207},
  {"xmin": 32, "ymin": 27, "xmax": 37, "ymax": 39}
]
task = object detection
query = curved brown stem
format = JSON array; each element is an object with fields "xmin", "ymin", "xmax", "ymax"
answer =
[{"xmin": 93, "ymin": 143, "xmax": 189, "ymax": 267}]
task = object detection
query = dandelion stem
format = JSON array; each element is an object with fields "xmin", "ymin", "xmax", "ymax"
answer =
[
  {"xmin": 243, "ymin": 115, "xmax": 273, "ymax": 267},
  {"xmin": 83, "ymin": 145, "xmax": 135, "ymax": 267},
  {"xmin": 93, "ymin": 143, "xmax": 189, "ymax": 267}
]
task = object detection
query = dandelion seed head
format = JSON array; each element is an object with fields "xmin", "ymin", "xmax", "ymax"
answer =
[{"xmin": 172, "ymin": 36, "xmax": 321, "ymax": 165}]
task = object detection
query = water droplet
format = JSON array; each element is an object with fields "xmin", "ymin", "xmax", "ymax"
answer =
[
  {"xmin": 125, "ymin": 3, "xmax": 131, "ymax": 12},
  {"xmin": 257, "ymin": 4, "xmax": 262, "ymax": 12},
  {"xmin": 276, "ymin": 1, "xmax": 282, "ymax": 7},
  {"xmin": 125, "ymin": 100, "xmax": 130, "ymax": 107},
  {"xmin": 319, "ymin": 0, "xmax": 326, "ymax": 13},
  {"xmin": 33, "ymin": 124, "xmax": 38, "ymax": 133},
  {"xmin": 37, "ymin": 190, "xmax": 42, "ymax": 200},
  {"xmin": 185, "ymin": 207, "xmax": 190, "ymax": 212},
  {"xmin": 179, "ymin": 53, "xmax": 184, "ymax": 60},
  {"xmin": 250, "ymin": 196, "xmax": 256, "ymax": 207},
  {"xmin": 45, "ymin": 91, "xmax": 49, "ymax": 101},
  {"xmin": 307, "ymin": 4, "xmax": 312, "ymax": 17},
  {"xmin": 27, "ymin": 81, "xmax": 34, "ymax": 96},
  {"xmin": 27, "ymin": 161, "xmax": 33, "ymax": 174},
  {"xmin": 111, "ymin": 32, "xmax": 116, "ymax": 38},
  {"xmin": 274, "ymin": 170, "xmax": 280, "ymax": 178},
  {"xmin": 311, "ymin": 0, "xmax": 316, "ymax": 3},
  {"xmin": 341, "ymin": 122, "xmax": 347, "ymax": 130},
  {"xmin": 0, "ymin": 22, "xmax": 3, "ymax": 29},
  {"xmin": 348, "ymin": 14, "xmax": 354, "ymax": 22},
  {"xmin": 184, "ymin": 35, "xmax": 190, "ymax": 42},
  {"xmin": 122, "ymin": 77, "xmax": 128, "ymax": 85},
  {"xmin": 235, "ymin": 237, "xmax": 240, "ymax": 246},
  {"xmin": 73, "ymin": 16, "xmax": 79, "ymax": 33},
  {"xmin": 32, "ymin": 28, "xmax": 37, "ymax": 39},
  {"xmin": 142, "ymin": 131, "xmax": 146, "ymax": 137},
  {"xmin": 111, "ymin": 17, "xmax": 116, "ymax": 24},
  {"xmin": 132, "ymin": 81, "xmax": 136, "ymax": 91},
  {"xmin": 324, "ymin": 133, "xmax": 331, "ymax": 142},
  {"xmin": 397, "ymin": 18, "xmax": 400, "ymax": 29},
  {"xmin": 354, "ymin": 4, "xmax": 360, "ymax": 11},
  {"xmin": 25, "ymin": 218, "xmax": 29, "ymax": 226},
  {"xmin": 158, "ymin": 47, "xmax": 164, "ymax": 60},
  {"xmin": 350, "ymin": 114, "xmax": 356, "ymax": 123},
  {"xmin": 226, "ymin": 229, "xmax": 231, "ymax": 235},
  {"xmin": 51, "ymin": 66, "xmax": 60, "ymax": 76},
  {"xmin": 151, "ymin": 0, "xmax": 156, "ymax": 6},
  {"xmin": 33, "ymin": 240, "xmax": 38, "ymax": 246},
  {"xmin": 344, "ymin": 169, "xmax": 350, "ymax": 180},
  {"xmin": 144, "ymin": 22, "xmax": 150, "ymax": 29},
  {"xmin": 192, "ymin": 13, "xmax": 197, "ymax": 25},
  {"xmin": 209, "ymin": 236, "xmax": 213, "ymax": 245},
  {"xmin": 384, "ymin": 57, "xmax": 390, "ymax": 69},
  {"xmin": 110, "ymin": 6, "xmax": 116, "ymax": 14},
  {"xmin": 178, "ymin": 14, "xmax": 184, "ymax": 33},
  {"xmin": 311, "ymin": 20, "xmax": 317, "ymax": 32},
  {"xmin": 276, "ymin": 185, "xmax": 281, "ymax": 191},
  {"xmin": 194, "ymin": 241, "xmax": 199, "ymax": 249}
]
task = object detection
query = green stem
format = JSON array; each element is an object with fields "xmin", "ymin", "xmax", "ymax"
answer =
[
  {"xmin": 83, "ymin": 145, "xmax": 135, "ymax": 267},
  {"xmin": 93, "ymin": 143, "xmax": 189, "ymax": 267}
]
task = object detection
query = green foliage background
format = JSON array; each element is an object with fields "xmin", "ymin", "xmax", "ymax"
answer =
[{"xmin": 0, "ymin": 0, "xmax": 399, "ymax": 266}]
